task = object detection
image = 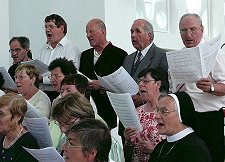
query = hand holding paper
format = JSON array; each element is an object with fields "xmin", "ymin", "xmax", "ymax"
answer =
[{"xmin": 107, "ymin": 91, "xmax": 142, "ymax": 132}]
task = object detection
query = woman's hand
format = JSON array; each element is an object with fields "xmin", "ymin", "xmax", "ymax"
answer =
[
  {"xmin": 124, "ymin": 127, "xmax": 137, "ymax": 143},
  {"xmin": 138, "ymin": 133, "xmax": 154, "ymax": 154}
]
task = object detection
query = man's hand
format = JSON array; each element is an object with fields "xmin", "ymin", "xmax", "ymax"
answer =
[
  {"xmin": 196, "ymin": 78, "xmax": 214, "ymax": 93},
  {"xmin": 89, "ymin": 80, "xmax": 102, "ymax": 90}
]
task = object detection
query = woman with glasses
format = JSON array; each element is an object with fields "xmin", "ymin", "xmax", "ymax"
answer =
[
  {"xmin": 51, "ymin": 92, "xmax": 95, "ymax": 154},
  {"xmin": 0, "ymin": 93, "xmax": 39, "ymax": 162},
  {"xmin": 124, "ymin": 68, "xmax": 165, "ymax": 162},
  {"xmin": 15, "ymin": 64, "xmax": 51, "ymax": 118}
]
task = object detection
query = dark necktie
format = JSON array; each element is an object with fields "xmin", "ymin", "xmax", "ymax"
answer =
[{"xmin": 132, "ymin": 52, "xmax": 142, "ymax": 76}]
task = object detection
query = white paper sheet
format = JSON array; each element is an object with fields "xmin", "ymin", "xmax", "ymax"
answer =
[
  {"xmin": 23, "ymin": 147, "xmax": 65, "ymax": 162},
  {"xmin": 0, "ymin": 66, "xmax": 17, "ymax": 91},
  {"xmin": 21, "ymin": 59, "xmax": 48, "ymax": 75},
  {"xmin": 77, "ymin": 70, "xmax": 92, "ymax": 82},
  {"xmin": 97, "ymin": 66, "xmax": 139, "ymax": 95},
  {"xmin": 166, "ymin": 35, "xmax": 221, "ymax": 84},
  {"xmin": 23, "ymin": 117, "xmax": 53, "ymax": 148},
  {"xmin": 107, "ymin": 91, "xmax": 142, "ymax": 132},
  {"xmin": 25, "ymin": 100, "xmax": 45, "ymax": 118}
]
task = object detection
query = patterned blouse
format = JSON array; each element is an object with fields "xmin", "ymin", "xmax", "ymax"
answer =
[{"xmin": 132, "ymin": 104, "xmax": 164, "ymax": 162}]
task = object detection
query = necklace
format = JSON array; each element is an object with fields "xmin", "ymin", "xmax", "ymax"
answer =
[
  {"xmin": 3, "ymin": 127, "xmax": 23, "ymax": 149},
  {"xmin": 156, "ymin": 141, "xmax": 178, "ymax": 161}
]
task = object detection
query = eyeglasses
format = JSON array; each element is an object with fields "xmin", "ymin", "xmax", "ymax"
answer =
[
  {"xmin": 180, "ymin": 25, "xmax": 202, "ymax": 35},
  {"xmin": 42, "ymin": 25, "xmax": 58, "ymax": 30},
  {"xmin": 48, "ymin": 74, "xmax": 61, "ymax": 80},
  {"xmin": 54, "ymin": 118, "xmax": 79, "ymax": 129},
  {"xmin": 14, "ymin": 75, "xmax": 25, "ymax": 80},
  {"xmin": 155, "ymin": 107, "xmax": 176, "ymax": 116},
  {"xmin": 66, "ymin": 138, "xmax": 85, "ymax": 149},
  {"xmin": 0, "ymin": 112, "xmax": 11, "ymax": 119},
  {"xmin": 137, "ymin": 78, "xmax": 155, "ymax": 84},
  {"xmin": 9, "ymin": 48, "xmax": 22, "ymax": 54}
]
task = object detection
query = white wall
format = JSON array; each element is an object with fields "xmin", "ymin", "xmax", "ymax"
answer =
[
  {"xmin": 1, "ymin": 0, "xmax": 225, "ymax": 69},
  {"xmin": 0, "ymin": 0, "xmax": 9, "ymax": 68}
]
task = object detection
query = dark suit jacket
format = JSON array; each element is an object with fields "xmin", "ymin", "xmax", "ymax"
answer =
[
  {"xmin": 123, "ymin": 43, "xmax": 169, "ymax": 92},
  {"xmin": 79, "ymin": 42, "xmax": 128, "ymax": 128}
]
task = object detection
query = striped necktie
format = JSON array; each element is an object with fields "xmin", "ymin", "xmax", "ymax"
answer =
[{"xmin": 132, "ymin": 52, "xmax": 142, "ymax": 75}]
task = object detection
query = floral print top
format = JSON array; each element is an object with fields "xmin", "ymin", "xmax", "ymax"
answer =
[{"xmin": 132, "ymin": 104, "xmax": 164, "ymax": 162}]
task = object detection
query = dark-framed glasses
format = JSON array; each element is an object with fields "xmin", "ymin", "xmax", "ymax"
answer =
[
  {"xmin": 54, "ymin": 117, "xmax": 79, "ymax": 129},
  {"xmin": 137, "ymin": 78, "xmax": 155, "ymax": 84},
  {"xmin": 9, "ymin": 48, "xmax": 22, "ymax": 54}
]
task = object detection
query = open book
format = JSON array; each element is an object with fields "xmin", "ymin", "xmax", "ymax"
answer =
[
  {"xmin": 96, "ymin": 66, "xmax": 139, "ymax": 95},
  {"xmin": 23, "ymin": 147, "xmax": 64, "ymax": 162},
  {"xmin": 166, "ymin": 34, "xmax": 221, "ymax": 85},
  {"xmin": 0, "ymin": 66, "xmax": 17, "ymax": 91},
  {"xmin": 21, "ymin": 59, "xmax": 48, "ymax": 75},
  {"xmin": 23, "ymin": 117, "xmax": 53, "ymax": 148},
  {"xmin": 107, "ymin": 91, "xmax": 142, "ymax": 132}
]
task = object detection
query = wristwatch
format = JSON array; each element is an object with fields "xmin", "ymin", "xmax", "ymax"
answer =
[{"xmin": 209, "ymin": 84, "xmax": 215, "ymax": 93}]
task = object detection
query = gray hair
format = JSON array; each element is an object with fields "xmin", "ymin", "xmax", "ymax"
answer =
[
  {"xmin": 135, "ymin": 19, "xmax": 154, "ymax": 39},
  {"xmin": 179, "ymin": 13, "xmax": 202, "ymax": 28}
]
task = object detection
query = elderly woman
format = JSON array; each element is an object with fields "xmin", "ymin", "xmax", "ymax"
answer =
[
  {"xmin": 0, "ymin": 93, "xmax": 39, "ymax": 162},
  {"xmin": 124, "ymin": 68, "xmax": 165, "ymax": 162},
  {"xmin": 15, "ymin": 64, "xmax": 51, "ymax": 118}
]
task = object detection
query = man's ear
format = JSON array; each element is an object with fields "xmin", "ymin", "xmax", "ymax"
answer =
[{"xmin": 86, "ymin": 149, "xmax": 97, "ymax": 161}]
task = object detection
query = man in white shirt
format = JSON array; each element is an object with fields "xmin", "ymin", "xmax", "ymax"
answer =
[
  {"xmin": 178, "ymin": 13, "xmax": 225, "ymax": 162},
  {"xmin": 37, "ymin": 14, "xmax": 81, "ymax": 101}
]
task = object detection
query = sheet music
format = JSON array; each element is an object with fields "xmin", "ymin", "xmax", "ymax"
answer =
[
  {"xmin": 23, "ymin": 117, "xmax": 53, "ymax": 148},
  {"xmin": 107, "ymin": 91, "xmax": 142, "ymax": 132},
  {"xmin": 97, "ymin": 66, "xmax": 139, "ymax": 95},
  {"xmin": 21, "ymin": 59, "xmax": 48, "ymax": 75},
  {"xmin": 23, "ymin": 147, "xmax": 65, "ymax": 162},
  {"xmin": 0, "ymin": 66, "xmax": 17, "ymax": 91},
  {"xmin": 25, "ymin": 100, "xmax": 45, "ymax": 118},
  {"xmin": 167, "ymin": 35, "xmax": 221, "ymax": 84},
  {"xmin": 77, "ymin": 70, "xmax": 92, "ymax": 82}
]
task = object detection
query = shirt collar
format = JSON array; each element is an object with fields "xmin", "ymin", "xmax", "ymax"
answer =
[
  {"xmin": 167, "ymin": 127, "xmax": 194, "ymax": 142},
  {"xmin": 139, "ymin": 42, "xmax": 153, "ymax": 58},
  {"xmin": 46, "ymin": 36, "xmax": 67, "ymax": 49}
]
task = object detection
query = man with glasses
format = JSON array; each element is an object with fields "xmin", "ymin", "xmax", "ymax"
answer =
[
  {"xmin": 37, "ymin": 14, "xmax": 81, "ymax": 101},
  {"xmin": 8, "ymin": 36, "xmax": 32, "ymax": 80},
  {"xmin": 176, "ymin": 13, "xmax": 225, "ymax": 162},
  {"xmin": 149, "ymin": 93, "xmax": 211, "ymax": 162},
  {"xmin": 63, "ymin": 118, "xmax": 112, "ymax": 162}
]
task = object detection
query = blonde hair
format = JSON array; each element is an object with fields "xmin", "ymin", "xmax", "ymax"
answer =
[
  {"xmin": 52, "ymin": 92, "xmax": 95, "ymax": 122},
  {"xmin": 0, "ymin": 93, "xmax": 27, "ymax": 123},
  {"xmin": 15, "ymin": 64, "xmax": 39, "ymax": 85}
]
